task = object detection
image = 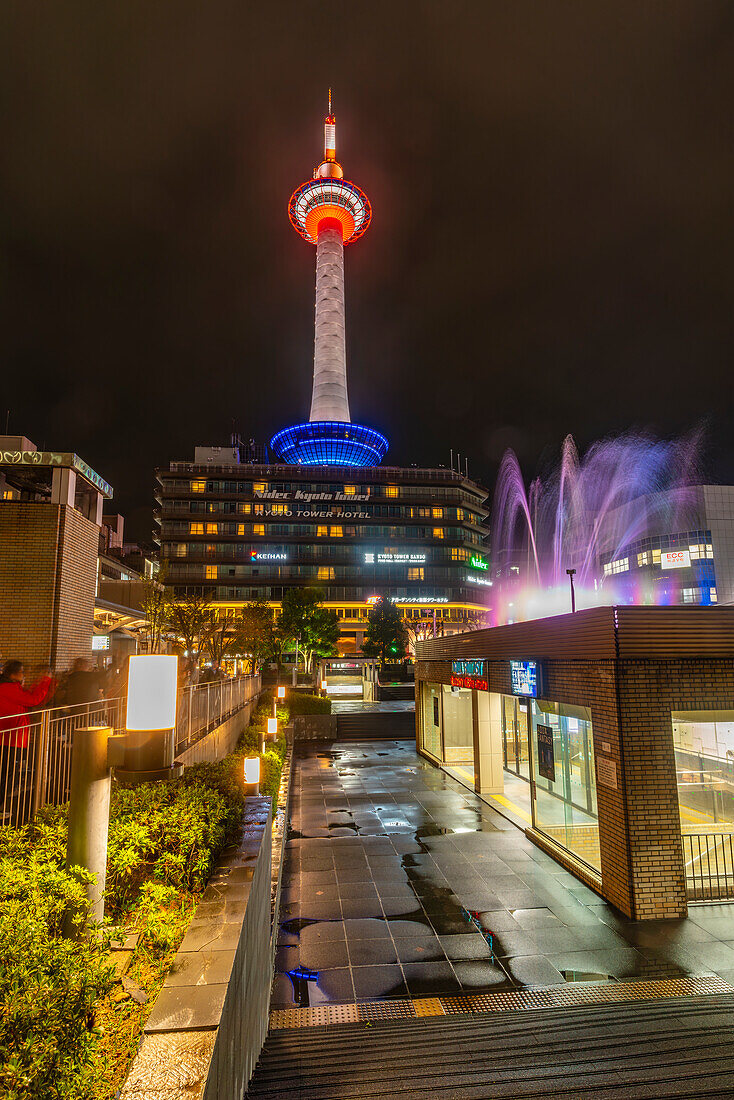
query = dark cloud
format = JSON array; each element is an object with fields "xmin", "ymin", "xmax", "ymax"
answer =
[{"xmin": 3, "ymin": 2, "xmax": 733, "ymax": 537}]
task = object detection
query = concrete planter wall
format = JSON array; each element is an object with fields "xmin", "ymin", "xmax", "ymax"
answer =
[
  {"xmin": 120, "ymin": 797, "xmax": 273, "ymax": 1100},
  {"xmin": 177, "ymin": 697, "xmax": 260, "ymax": 766},
  {"xmin": 292, "ymin": 713, "xmax": 337, "ymax": 739}
]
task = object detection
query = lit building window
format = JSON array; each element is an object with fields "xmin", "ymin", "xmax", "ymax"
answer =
[
  {"xmin": 682, "ymin": 587, "xmax": 696, "ymax": 604},
  {"xmin": 432, "ymin": 507, "xmax": 443, "ymax": 519},
  {"xmin": 603, "ymin": 557, "xmax": 629, "ymax": 576},
  {"xmin": 433, "ymin": 528, "xmax": 444, "ymax": 539},
  {"xmin": 317, "ymin": 525, "xmax": 328, "ymax": 537},
  {"xmin": 253, "ymin": 482, "xmax": 267, "ymax": 493},
  {"xmin": 238, "ymin": 503, "xmax": 251, "ymax": 514},
  {"xmin": 253, "ymin": 524, "xmax": 265, "ymax": 536},
  {"xmin": 385, "ymin": 485, "xmax": 398, "ymax": 498},
  {"xmin": 205, "ymin": 565, "xmax": 217, "ymax": 579},
  {"xmin": 317, "ymin": 566, "xmax": 335, "ymax": 580},
  {"xmin": 271, "ymin": 504, "xmax": 287, "ymax": 515},
  {"xmin": 254, "ymin": 504, "xmax": 264, "ymax": 514},
  {"xmin": 330, "ymin": 526, "xmax": 343, "ymax": 537},
  {"xmin": 451, "ymin": 548, "xmax": 468, "ymax": 561},
  {"xmin": 190, "ymin": 522, "xmax": 204, "ymax": 534},
  {"xmin": 711, "ymin": 587, "xmax": 718, "ymax": 602},
  {"xmin": 206, "ymin": 522, "xmax": 218, "ymax": 534},
  {"xmin": 237, "ymin": 523, "xmax": 246, "ymax": 535},
  {"xmin": 456, "ymin": 508, "xmax": 464, "ymax": 521},
  {"xmin": 637, "ymin": 551, "xmax": 650, "ymax": 566},
  {"xmin": 408, "ymin": 567, "xmax": 424, "ymax": 581},
  {"xmin": 344, "ymin": 484, "xmax": 357, "ymax": 495},
  {"xmin": 175, "ymin": 543, "xmax": 186, "ymax": 557},
  {"xmin": 689, "ymin": 543, "xmax": 714, "ymax": 560},
  {"xmin": 206, "ymin": 543, "xmax": 216, "ymax": 555},
  {"xmin": 652, "ymin": 549, "xmax": 661, "ymax": 564},
  {"xmin": 191, "ymin": 480, "xmax": 206, "ymax": 493}
]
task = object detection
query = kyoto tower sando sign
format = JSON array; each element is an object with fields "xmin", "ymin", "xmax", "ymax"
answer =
[{"xmin": 270, "ymin": 94, "xmax": 389, "ymax": 467}]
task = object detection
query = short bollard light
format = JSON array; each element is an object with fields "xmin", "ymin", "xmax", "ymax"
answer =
[
  {"xmin": 277, "ymin": 685, "xmax": 286, "ymax": 700},
  {"xmin": 117, "ymin": 654, "xmax": 181, "ymax": 783},
  {"xmin": 244, "ymin": 756, "xmax": 260, "ymax": 796},
  {"xmin": 267, "ymin": 716, "xmax": 278, "ymax": 740},
  {"xmin": 321, "ymin": 678, "xmax": 327, "ymax": 692}
]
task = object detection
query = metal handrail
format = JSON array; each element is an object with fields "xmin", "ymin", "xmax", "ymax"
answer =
[
  {"xmin": 682, "ymin": 831, "xmax": 734, "ymax": 901},
  {"xmin": 0, "ymin": 674, "xmax": 261, "ymax": 826}
]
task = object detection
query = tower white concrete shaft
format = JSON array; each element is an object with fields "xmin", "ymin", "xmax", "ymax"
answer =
[{"xmin": 310, "ymin": 220, "xmax": 350, "ymax": 422}]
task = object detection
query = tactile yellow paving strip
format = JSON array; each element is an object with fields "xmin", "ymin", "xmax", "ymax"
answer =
[{"xmin": 269, "ymin": 975, "xmax": 734, "ymax": 1029}]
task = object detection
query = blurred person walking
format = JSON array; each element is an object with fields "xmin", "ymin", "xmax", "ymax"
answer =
[{"xmin": 0, "ymin": 660, "xmax": 55, "ymax": 823}]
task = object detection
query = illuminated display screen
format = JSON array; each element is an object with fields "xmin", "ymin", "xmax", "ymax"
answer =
[{"xmin": 510, "ymin": 660, "xmax": 541, "ymax": 697}]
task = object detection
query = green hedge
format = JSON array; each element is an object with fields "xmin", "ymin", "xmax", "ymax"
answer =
[
  {"xmin": 0, "ymin": 716, "xmax": 287, "ymax": 1100},
  {"xmin": 286, "ymin": 692, "xmax": 331, "ymax": 715}
]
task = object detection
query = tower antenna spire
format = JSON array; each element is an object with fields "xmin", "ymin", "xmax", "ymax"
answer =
[{"xmin": 328, "ymin": 87, "xmax": 332, "ymax": 116}]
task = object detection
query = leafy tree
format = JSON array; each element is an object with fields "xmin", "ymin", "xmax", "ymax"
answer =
[
  {"xmin": 167, "ymin": 593, "xmax": 211, "ymax": 667},
  {"xmin": 201, "ymin": 608, "xmax": 238, "ymax": 666},
  {"xmin": 403, "ymin": 615, "xmax": 435, "ymax": 656},
  {"xmin": 277, "ymin": 588, "xmax": 339, "ymax": 673},
  {"xmin": 362, "ymin": 597, "xmax": 408, "ymax": 662},
  {"xmin": 232, "ymin": 597, "xmax": 275, "ymax": 674}
]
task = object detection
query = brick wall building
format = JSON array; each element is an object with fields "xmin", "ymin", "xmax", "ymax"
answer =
[
  {"xmin": 0, "ymin": 439, "xmax": 113, "ymax": 671},
  {"xmin": 415, "ymin": 606, "xmax": 734, "ymax": 920}
]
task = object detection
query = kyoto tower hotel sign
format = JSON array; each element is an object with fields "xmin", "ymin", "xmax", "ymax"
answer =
[{"xmin": 270, "ymin": 96, "xmax": 389, "ymax": 467}]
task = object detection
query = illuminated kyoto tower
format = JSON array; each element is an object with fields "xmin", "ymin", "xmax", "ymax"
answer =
[{"xmin": 270, "ymin": 95, "xmax": 389, "ymax": 466}]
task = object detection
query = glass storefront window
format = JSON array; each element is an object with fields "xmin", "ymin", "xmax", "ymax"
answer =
[
  {"xmin": 502, "ymin": 696, "xmax": 530, "ymax": 780},
  {"xmin": 672, "ymin": 710, "xmax": 734, "ymax": 831},
  {"xmin": 421, "ymin": 683, "xmax": 443, "ymax": 760},
  {"xmin": 530, "ymin": 700, "xmax": 600, "ymax": 872},
  {"xmin": 442, "ymin": 685, "xmax": 473, "ymax": 766}
]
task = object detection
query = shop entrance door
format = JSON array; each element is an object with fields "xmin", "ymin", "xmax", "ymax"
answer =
[{"xmin": 502, "ymin": 696, "xmax": 530, "ymax": 781}]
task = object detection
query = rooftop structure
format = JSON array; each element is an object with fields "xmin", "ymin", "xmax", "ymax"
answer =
[{"xmin": 270, "ymin": 95, "xmax": 388, "ymax": 467}]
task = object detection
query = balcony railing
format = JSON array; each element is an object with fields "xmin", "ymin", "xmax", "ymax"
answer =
[
  {"xmin": 0, "ymin": 673, "xmax": 260, "ymax": 826},
  {"xmin": 682, "ymin": 831, "xmax": 734, "ymax": 901}
]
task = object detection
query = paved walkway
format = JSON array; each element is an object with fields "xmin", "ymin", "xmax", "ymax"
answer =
[{"xmin": 273, "ymin": 740, "xmax": 734, "ymax": 1008}]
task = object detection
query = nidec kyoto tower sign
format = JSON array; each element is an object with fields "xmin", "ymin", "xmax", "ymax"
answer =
[{"xmin": 270, "ymin": 94, "xmax": 389, "ymax": 467}]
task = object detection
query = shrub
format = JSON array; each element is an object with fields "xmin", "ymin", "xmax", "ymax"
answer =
[
  {"xmin": 0, "ymin": 844, "xmax": 113, "ymax": 1100},
  {"xmin": 287, "ymin": 692, "xmax": 331, "ymax": 716}
]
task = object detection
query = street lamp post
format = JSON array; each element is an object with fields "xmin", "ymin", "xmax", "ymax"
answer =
[{"xmin": 566, "ymin": 568, "xmax": 577, "ymax": 614}]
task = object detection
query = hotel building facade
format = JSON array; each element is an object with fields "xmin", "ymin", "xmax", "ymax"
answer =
[{"xmin": 156, "ymin": 451, "xmax": 490, "ymax": 654}]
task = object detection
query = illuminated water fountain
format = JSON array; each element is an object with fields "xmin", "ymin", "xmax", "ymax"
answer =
[{"xmin": 490, "ymin": 431, "xmax": 702, "ymax": 624}]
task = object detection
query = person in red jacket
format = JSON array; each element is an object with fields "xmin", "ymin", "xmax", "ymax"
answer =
[{"xmin": 0, "ymin": 659, "xmax": 56, "ymax": 822}]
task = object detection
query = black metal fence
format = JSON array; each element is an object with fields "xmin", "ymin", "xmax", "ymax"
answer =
[{"xmin": 682, "ymin": 832, "xmax": 734, "ymax": 901}]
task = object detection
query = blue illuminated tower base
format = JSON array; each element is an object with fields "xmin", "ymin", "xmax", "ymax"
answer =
[{"xmin": 270, "ymin": 421, "xmax": 388, "ymax": 467}]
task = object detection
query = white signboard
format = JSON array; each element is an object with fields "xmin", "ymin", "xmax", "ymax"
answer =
[
  {"xmin": 596, "ymin": 756, "xmax": 618, "ymax": 790},
  {"xmin": 92, "ymin": 635, "xmax": 110, "ymax": 651},
  {"xmin": 661, "ymin": 550, "xmax": 691, "ymax": 570}
]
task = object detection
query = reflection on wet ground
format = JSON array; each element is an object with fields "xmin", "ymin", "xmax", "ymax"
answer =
[{"xmin": 272, "ymin": 740, "xmax": 734, "ymax": 1007}]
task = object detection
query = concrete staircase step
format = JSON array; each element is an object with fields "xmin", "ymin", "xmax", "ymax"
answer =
[{"xmin": 246, "ymin": 996, "xmax": 734, "ymax": 1099}]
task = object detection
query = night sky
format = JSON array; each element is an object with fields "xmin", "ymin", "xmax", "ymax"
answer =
[{"xmin": 4, "ymin": 3, "xmax": 734, "ymax": 540}]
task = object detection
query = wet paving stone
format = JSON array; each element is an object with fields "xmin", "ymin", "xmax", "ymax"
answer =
[{"xmin": 270, "ymin": 738, "xmax": 734, "ymax": 1009}]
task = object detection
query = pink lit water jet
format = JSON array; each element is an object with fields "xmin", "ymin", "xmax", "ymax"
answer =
[{"xmin": 490, "ymin": 429, "xmax": 703, "ymax": 625}]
